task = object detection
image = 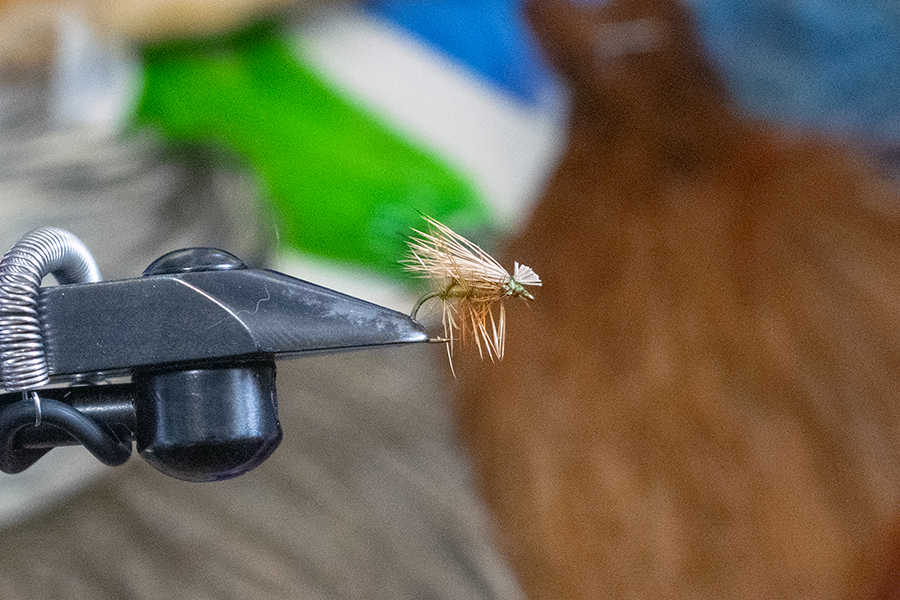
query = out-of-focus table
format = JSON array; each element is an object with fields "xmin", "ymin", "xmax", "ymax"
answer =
[{"xmin": 0, "ymin": 347, "xmax": 522, "ymax": 600}]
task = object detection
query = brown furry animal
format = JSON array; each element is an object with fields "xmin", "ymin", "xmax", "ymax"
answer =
[{"xmin": 455, "ymin": 0, "xmax": 900, "ymax": 598}]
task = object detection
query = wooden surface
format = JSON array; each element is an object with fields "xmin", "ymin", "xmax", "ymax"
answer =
[{"xmin": 0, "ymin": 347, "xmax": 521, "ymax": 600}]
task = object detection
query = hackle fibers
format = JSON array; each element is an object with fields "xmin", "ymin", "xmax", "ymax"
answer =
[{"xmin": 403, "ymin": 216, "xmax": 540, "ymax": 374}]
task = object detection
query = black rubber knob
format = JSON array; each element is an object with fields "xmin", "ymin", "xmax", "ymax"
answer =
[{"xmin": 133, "ymin": 362, "xmax": 282, "ymax": 482}]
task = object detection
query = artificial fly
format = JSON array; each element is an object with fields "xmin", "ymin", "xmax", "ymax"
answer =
[{"xmin": 403, "ymin": 215, "xmax": 541, "ymax": 373}]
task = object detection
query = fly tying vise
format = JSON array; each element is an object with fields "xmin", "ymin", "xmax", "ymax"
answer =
[
  {"xmin": 404, "ymin": 215, "xmax": 541, "ymax": 373},
  {"xmin": 0, "ymin": 227, "xmax": 429, "ymax": 480}
]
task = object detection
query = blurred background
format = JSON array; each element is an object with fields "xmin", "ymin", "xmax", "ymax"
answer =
[{"xmin": 0, "ymin": 0, "xmax": 897, "ymax": 598}]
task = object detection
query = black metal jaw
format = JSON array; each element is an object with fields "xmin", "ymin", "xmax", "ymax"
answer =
[{"xmin": 0, "ymin": 245, "xmax": 427, "ymax": 482}]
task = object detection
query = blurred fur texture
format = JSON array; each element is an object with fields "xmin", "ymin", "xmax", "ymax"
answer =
[{"xmin": 456, "ymin": 0, "xmax": 900, "ymax": 598}]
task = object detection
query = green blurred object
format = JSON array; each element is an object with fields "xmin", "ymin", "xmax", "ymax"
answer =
[{"xmin": 134, "ymin": 22, "xmax": 492, "ymax": 276}]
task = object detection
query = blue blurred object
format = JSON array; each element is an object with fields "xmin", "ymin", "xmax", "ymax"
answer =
[
  {"xmin": 364, "ymin": 0, "xmax": 560, "ymax": 106},
  {"xmin": 366, "ymin": 0, "xmax": 899, "ymax": 144},
  {"xmin": 689, "ymin": 0, "xmax": 900, "ymax": 143}
]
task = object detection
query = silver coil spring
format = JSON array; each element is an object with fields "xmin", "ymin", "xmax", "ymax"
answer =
[{"xmin": 0, "ymin": 228, "xmax": 100, "ymax": 392}]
